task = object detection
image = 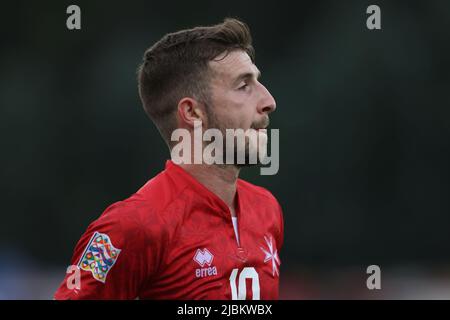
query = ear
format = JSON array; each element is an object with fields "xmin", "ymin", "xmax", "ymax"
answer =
[{"xmin": 177, "ymin": 97, "xmax": 207, "ymax": 128}]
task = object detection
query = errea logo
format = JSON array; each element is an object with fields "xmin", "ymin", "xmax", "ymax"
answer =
[
  {"xmin": 193, "ymin": 248, "xmax": 218, "ymax": 278},
  {"xmin": 194, "ymin": 248, "xmax": 214, "ymax": 267}
]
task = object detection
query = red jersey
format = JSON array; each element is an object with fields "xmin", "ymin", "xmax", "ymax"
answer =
[{"xmin": 54, "ymin": 160, "xmax": 284, "ymax": 300}]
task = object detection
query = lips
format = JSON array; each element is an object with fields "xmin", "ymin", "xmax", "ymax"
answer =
[
  {"xmin": 250, "ymin": 127, "xmax": 267, "ymax": 133},
  {"xmin": 251, "ymin": 117, "xmax": 270, "ymax": 131}
]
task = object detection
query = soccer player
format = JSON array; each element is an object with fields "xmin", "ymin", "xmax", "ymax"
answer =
[{"xmin": 54, "ymin": 18, "xmax": 283, "ymax": 300}]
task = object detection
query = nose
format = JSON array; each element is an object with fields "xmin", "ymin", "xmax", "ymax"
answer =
[{"xmin": 257, "ymin": 83, "xmax": 277, "ymax": 115}]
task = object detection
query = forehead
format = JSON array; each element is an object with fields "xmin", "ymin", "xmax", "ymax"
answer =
[{"xmin": 209, "ymin": 50, "xmax": 259, "ymax": 82}]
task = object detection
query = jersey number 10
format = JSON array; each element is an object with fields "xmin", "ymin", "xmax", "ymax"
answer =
[{"xmin": 229, "ymin": 267, "xmax": 260, "ymax": 300}]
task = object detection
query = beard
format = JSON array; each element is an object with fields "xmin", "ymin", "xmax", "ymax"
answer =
[{"xmin": 205, "ymin": 105, "xmax": 269, "ymax": 167}]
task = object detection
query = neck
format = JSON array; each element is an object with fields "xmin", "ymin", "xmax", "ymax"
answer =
[{"xmin": 178, "ymin": 163, "xmax": 240, "ymax": 214}]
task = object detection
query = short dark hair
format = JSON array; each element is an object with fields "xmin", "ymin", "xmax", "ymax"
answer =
[{"xmin": 137, "ymin": 18, "xmax": 255, "ymax": 147}]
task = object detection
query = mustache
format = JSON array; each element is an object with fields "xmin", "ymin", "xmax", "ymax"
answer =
[{"xmin": 251, "ymin": 117, "xmax": 270, "ymax": 130}]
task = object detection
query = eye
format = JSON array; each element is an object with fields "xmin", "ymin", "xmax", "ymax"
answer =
[{"xmin": 238, "ymin": 82, "xmax": 250, "ymax": 91}]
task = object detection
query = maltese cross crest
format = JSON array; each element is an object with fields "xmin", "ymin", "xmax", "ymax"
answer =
[{"xmin": 260, "ymin": 235, "xmax": 280, "ymax": 277}]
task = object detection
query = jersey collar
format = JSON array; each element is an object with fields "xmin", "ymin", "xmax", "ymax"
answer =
[{"xmin": 164, "ymin": 160, "xmax": 243, "ymax": 219}]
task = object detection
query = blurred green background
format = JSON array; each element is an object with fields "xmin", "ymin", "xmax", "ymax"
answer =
[{"xmin": 1, "ymin": 0, "xmax": 450, "ymax": 299}]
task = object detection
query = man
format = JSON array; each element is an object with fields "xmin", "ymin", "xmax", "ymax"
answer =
[{"xmin": 54, "ymin": 18, "xmax": 283, "ymax": 300}]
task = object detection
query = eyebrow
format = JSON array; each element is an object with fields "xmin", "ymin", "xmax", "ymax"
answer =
[{"xmin": 232, "ymin": 69, "xmax": 261, "ymax": 86}]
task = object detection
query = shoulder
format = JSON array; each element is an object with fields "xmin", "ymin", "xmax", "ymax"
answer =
[
  {"xmin": 238, "ymin": 179, "xmax": 284, "ymax": 249},
  {"xmin": 237, "ymin": 179, "xmax": 281, "ymax": 207},
  {"xmin": 83, "ymin": 198, "xmax": 170, "ymax": 253},
  {"xmin": 86, "ymin": 170, "xmax": 188, "ymax": 243},
  {"xmin": 131, "ymin": 169, "xmax": 190, "ymax": 214},
  {"xmin": 238, "ymin": 179, "xmax": 284, "ymax": 224}
]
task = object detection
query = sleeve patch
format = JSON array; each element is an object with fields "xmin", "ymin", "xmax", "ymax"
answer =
[{"xmin": 77, "ymin": 232, "xmax": 122, "ymax": 283}]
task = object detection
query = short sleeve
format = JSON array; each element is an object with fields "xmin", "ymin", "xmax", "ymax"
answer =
[{"xmin": 54, "ymin": 202, "xmax": 155, "ymax": 299}]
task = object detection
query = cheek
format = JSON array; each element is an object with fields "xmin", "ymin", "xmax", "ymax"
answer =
[{"xmin": 212, "ymin": 92, "xmax": 255, "ymax": 129}]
